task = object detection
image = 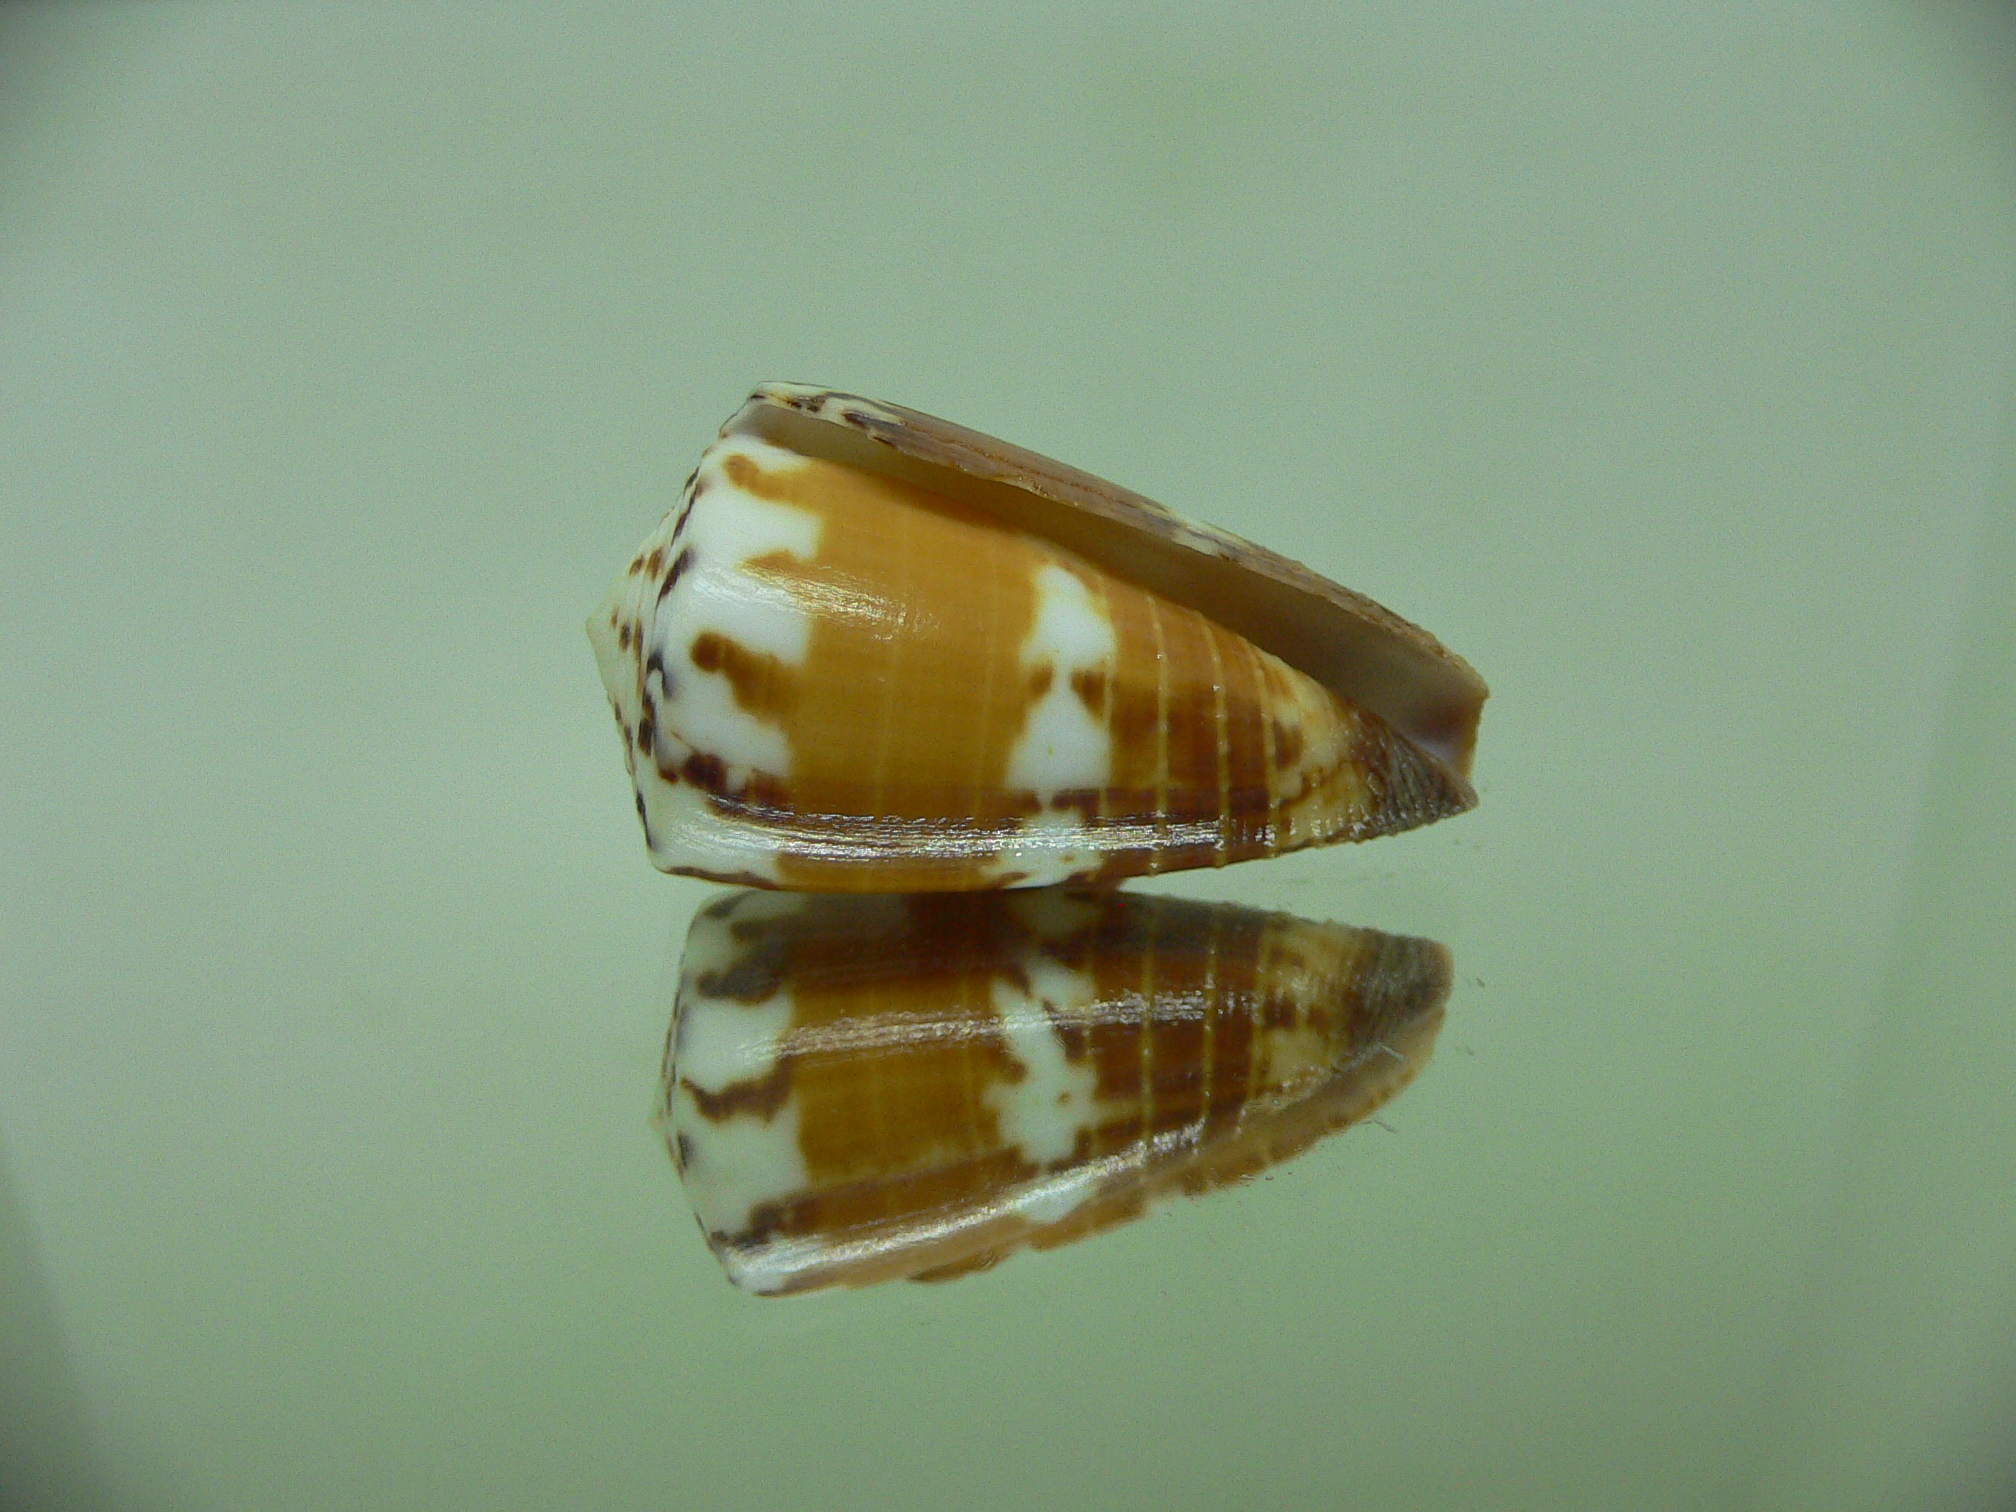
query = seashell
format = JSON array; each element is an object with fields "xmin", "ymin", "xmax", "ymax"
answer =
[
  {"xmin": 660, "ymin": 887, "xmax": 1450, "ymax": 1295},
  {"xmin": 590, "ymin": 384, "xmax": 1487, "ymax": 890}
]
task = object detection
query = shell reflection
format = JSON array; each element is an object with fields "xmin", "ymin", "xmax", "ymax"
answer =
[{"xmin": 660, "ymin": 887, "xmax": 1450, "ymax": 1295}]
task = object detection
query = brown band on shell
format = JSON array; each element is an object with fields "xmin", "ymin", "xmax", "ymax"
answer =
[
  {"xmin": 683, "ymin": 1061, "xmax": 793, "ymax": 1123},
  {"xmin": 656, "ymin": 545, "xmax": 696, "ymax": 602},
  {"xmin": 688, "ymin": 630, "xmax": 798, "ymax": 722}
]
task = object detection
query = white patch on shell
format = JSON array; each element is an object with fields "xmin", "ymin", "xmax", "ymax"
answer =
[
  {"xmin": 615, "ymin": 436, "xmax": 832, "ymax": 882},
  {"xmin": 664, "ymin": 894, "xmax": 824, "ymax": 1236},
  {"xmin": 675, "ymin": 989, "xmax": 794, "ymax": 1094},
  {"xmin": 648, "ymin": 437, "xmax": 821, "ymax": 777},
  {"xmin": 672, "ymin": 1082, "xmax": 809, "ymax": 1241},
  {"xmin": 587, "ymin": 509, "xmax": 669, "ymax": 786},
  {"xmin": 668, "ymin": 957, "xmax": 808, "ymax": 1238},
  {"xmin": 719, "ymin": 1232, "xmax": 824, "ymax": 1296},
  {"xmin": 1005, "ymin": 563, "xmax": 1113, "ymax": 794},
  {"xmin": 1005, "ymin": 1160, "xmax": 1110, "ymax": 1225},
  {"xmin": 984, "ymin": 959, "xmax": 1100, "ymax": 1170},
  {"xmin": 975, "ymin": 562, "xmax": 1118, "ymax": 887},
  {"xmin": 1003, "ymin": 814, "xmax": 1098, "ymax": 887},
  {"xmin": 671, "ymin": 891, "xmax": 764, "ymax": 989},
  {"xmin": 587, "ymin": 577, "xmax": 643, "ymax": 740}
]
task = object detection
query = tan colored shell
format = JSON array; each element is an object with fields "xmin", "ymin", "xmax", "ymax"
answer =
[
  {"xmin": 738, "ymin": 385, "xmax": 1487, "ymax": 777},
  {"xmin": 660, "ymin": 887, "xmax": 1451, "ymax": 1294},
  {"xmin": 588, "ymin": 385, "xmax": 1487, "ymax": 890}
]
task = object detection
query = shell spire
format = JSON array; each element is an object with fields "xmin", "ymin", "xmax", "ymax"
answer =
[{"xmin": 590, "ymin": 385, "xmax": 1486, "ymax": 891}]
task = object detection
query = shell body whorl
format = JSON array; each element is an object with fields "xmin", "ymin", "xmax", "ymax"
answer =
[{"xmin": 590, "ymin": 386, "xmax": 1485, "ymax": 890}]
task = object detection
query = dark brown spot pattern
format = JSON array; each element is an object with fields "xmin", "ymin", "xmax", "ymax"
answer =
[
  {"xmin": 683, "ymin": 1058, "xmax": 793, "ymax": 1122},
  {"xmin": 657, "ymin": 545, "xmax": 695, "ymax": 602},
  {"xmin": 689, "ymin": 630, "xmax": 797, "ymax": 722}
]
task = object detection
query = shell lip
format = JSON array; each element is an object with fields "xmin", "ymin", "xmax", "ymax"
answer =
[{"xmin": 725, "ymin": 382, "xmax": 1487, "ymax": 782}]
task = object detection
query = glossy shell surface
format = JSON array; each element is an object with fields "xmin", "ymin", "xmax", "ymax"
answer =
[
  {"xmin": 591, "ymin": 385, "xmax": 1487, "ymax": 890},
  {"xmin": 661, "ymin": 887, "xmax": 1450, "ymax": 1294}
]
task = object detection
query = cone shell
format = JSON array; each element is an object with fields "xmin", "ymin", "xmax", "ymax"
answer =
[
  {"xmin": 590, "ymin": 385, "xmax": 1487, "ymax": 890},
  {"xmin": 660, "ymin": 887, "xmax": 1450, "ymax": 1295}
]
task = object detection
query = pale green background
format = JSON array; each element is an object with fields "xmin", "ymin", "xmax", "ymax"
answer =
[{"xmin": 3, "ymin": 4, "xmax": 2013, "ymax": 1509}]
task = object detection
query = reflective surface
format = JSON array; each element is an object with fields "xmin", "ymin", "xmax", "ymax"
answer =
[
  {"xmin": 662, "ymin": 889, "xmax": 1448, "ymax": 1293},
  {"xmin": 2, "ymin": 5, "xmax": 2014, "ymax": 1510}
]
